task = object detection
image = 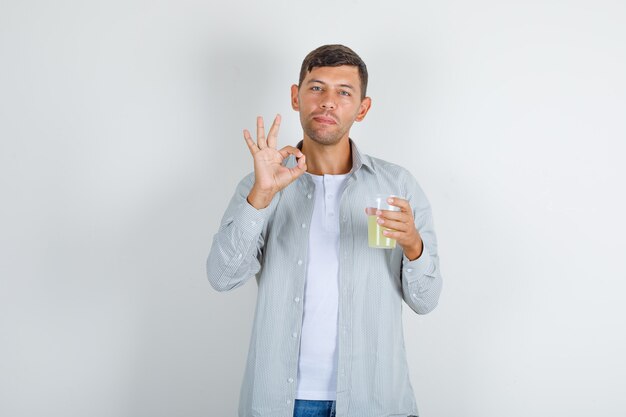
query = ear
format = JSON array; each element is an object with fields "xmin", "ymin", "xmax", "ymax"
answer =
[
  {"xmin": 290, "ymin": 84, "xmax": 300, "ymax": 111},
  {"xmin": 355, "ymin": 97, "xmax": 372, "ymax": 122}
]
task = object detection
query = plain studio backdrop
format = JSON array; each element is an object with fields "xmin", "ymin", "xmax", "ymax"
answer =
[{"xmin": 1, "ymin": 0, "xmax": 625, "ymax": 416}]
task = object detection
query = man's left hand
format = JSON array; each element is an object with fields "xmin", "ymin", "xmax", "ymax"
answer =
[{"xmin": 376, "ymin": 197, "xmax": 423, "ymax": 261}]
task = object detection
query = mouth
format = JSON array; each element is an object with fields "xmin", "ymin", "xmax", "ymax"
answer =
[{"xmin": 312, "ymin": 115, "xmax": 337, "ymax": 125}]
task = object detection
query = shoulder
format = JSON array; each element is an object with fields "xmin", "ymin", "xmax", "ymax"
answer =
[
  {"xmin": 363, "ymin": 153, "xmax": 418, "ymax": 183},
  {"xmin": 362, "ymin": 153, "xmax": 431, "ymax": 209}
]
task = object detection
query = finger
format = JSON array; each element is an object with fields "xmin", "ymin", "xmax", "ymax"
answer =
[
  {"xmin": 266, "ymin": 114, "xmax": 281, "ymax": 149},
  {"xmin": 297, "ymin": 154, "xmax": 307, "ymax": 170},
  {"xmin": 289, "ymin": 154, "xmax": 307, "ymax": 177},
  {"xmin": 278, "ymin": 145, "xmax": 304, "ymax": 160},
  {"xmin": 243, "ymin": 129, "xmax": 259, "ymax": 154},
  {"xmin": 377, "ymin": 217, "xmax": 411, "ymax": 233},
  {"xmin": 382, "ymin": 229, "xmax": 402, "ymax": 240},
  {"xmin": 382, "ymin": 228, "xmax": 414, "ymax": 240},
  {"xmin": 256, "ymin": 116, "xmax": 267, "ymax": 149},
  {"xmin": 387, "ymin": 196, "xmax": 411, "ymax": 213},
  {"xmin": 376, "ymin": 209, "xmax": 411, "ymax": 222}
]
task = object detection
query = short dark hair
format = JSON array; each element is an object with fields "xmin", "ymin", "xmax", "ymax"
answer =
[{"xmin": 298, "ymin": 44, "xmax": 368, "ymax": 99}]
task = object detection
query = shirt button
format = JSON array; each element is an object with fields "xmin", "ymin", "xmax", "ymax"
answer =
[
  {"xmin": 407, "ymin": 268, "xmax": 413, "ymax": 273},
  {"xmin": 288, "ymin": 377, "xmax": 294, "ymax": 383},
  {"xmin": 297, "ymin": 259, "xmax": 303, "ymax": 265},
  {"xmin": 412, "ymin": 293, "xmax": 418, "ymax": 298},
  {"xmin": 301, "ymin": 223, "xmax": 306, "ymax": 228},
  {"xmin": 286, "ymin": 399, "xmax": 292, "ymax": 405},
  {"xmin": 294, "ymin": 297, "xmax": 300, "ymax": 303},
  {"xmin": 292, "ymin": 332, "xmax": 298, "ymax": 338},
  {"xmin": 307, "ymin": 194, "xmax": 312, "ymax": 199},
  {"xmin": 237, "ymin": 253, "xmax": 243, "ymax": 259}
]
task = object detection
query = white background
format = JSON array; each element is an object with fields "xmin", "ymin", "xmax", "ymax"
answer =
[{"xmin": 1, "ymin": 1, "xmax": 625, "ymax": 416}]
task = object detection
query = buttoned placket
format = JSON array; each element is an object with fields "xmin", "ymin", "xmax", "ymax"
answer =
[
  {"xmin": 287, "ymin": 175, "xmax": 315, "ymax": 408},
  {"xmin": 334, "ymin": 173, "xmax": 357, "ymax": 414},
  {"xmin": 285, "ymin": 159, "xmax": 365, "ymax": 415}
]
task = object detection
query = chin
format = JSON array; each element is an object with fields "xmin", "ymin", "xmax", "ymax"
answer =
[
  {"xmin": 305, "ymin": 128, "xmax": 345, "ymax": 146},
  {"xmin": 309, "ymin": 134, "xmax": 343, "ymax": 146}
]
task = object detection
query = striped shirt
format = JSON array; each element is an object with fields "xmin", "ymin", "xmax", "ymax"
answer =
[{"xmin": 207, "ymin": 140, "xmax": 442, "ymax": 417}]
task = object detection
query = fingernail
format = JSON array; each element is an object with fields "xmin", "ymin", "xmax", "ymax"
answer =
[
  {"xmin": 377, "ymin": 218, "xmax": 384, "ymax": 224},
  {"xmin": 376, "ymin": 210, "xmax": 382, "ymax": 215},
  {"xmin": 387, "ymin": 198, "xmax": 393, "ymax": 203}
]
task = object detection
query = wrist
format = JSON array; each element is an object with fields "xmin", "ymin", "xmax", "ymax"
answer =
[
  {"xmin": 247, "ymin": 186, "xmax": 275, "ymax": 209},
  {"xmin": 403, "ymin": 239, "xmax": 423, "ymax": 261}
]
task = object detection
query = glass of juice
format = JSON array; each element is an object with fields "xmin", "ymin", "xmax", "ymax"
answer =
[{"xmin": 366, "ymin": 194, "xmax": 401, "ymax": 249}]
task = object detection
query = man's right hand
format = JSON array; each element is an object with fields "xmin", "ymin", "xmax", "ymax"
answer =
[{"xmin": 243, "ymin": 114, "xmax": 307, "ymax": 209}]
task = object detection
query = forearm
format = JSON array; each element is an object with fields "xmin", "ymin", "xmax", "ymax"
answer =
[
  {"xmin": 401, "ymin": 246, "xmax": 442, "ymax": 314},
  {"xmin": 401, "ymin": 200, "xmax": 442, "ymax": 313},
  {"xmin": 207, "ymin": 205, "xmax": 265, "ymax": 291},
  {"xmin": 394, "ymin": 170, "xmax": 443, "ymax": 313},
  {"xmin": 207, "ymin": 174, "xmax": 273, "ymax": 291}
]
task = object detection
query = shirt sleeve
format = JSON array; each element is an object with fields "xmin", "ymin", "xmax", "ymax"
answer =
[
  {"xmin": 206, "ymin": 173, "xmax": 276, "ymax": 292},
  {"xmin": 400, "ymin": 172, "xmax": 443, "ymax": 314}
]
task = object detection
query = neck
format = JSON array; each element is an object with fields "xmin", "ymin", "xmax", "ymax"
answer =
[{"xmin": 301, "ymin": 136, "xmax": 352, "ymax": 175}]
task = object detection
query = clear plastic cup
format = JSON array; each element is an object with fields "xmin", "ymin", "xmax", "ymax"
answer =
[{"xmin": 365, "ymin": 194, "xmax": 401, "ymax": 249}]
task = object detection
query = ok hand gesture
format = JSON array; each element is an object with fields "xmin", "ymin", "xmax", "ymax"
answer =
[{"xmin": 243, "ymin": 114, "xmax": 307, "ymax": 209}]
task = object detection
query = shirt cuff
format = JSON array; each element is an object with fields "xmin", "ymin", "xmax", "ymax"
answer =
[{"xmin": 402, "ymin": 246, "xmax": 433, "ymax": 283}]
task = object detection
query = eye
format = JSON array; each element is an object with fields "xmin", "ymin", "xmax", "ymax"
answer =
[
  {"xmin": 311, "ymin": 86, "xmax": 322, "ymax": 91},
  {"xmin": 339, "ymin": 90, "xmax": 351, "ymax": 96}
]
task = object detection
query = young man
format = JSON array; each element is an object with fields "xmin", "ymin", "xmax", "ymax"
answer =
[{"xmin": 207, "ymin": 44, "xmax": 442, "ymax": 417}]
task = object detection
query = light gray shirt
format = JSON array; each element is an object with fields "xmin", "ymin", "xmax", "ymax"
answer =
[{"xmin": 207, "ymin": 140, "xmax": 442, "ymax": 417}]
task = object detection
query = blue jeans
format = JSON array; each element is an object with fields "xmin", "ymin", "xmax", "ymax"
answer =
[{"xmin": 293, "ymin": 399, "xmax": 336, "ymax": 417}]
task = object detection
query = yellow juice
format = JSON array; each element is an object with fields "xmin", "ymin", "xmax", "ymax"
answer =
[{"xmin": 367, "ymin": 215, "xmax": 396, "ymax": 249}]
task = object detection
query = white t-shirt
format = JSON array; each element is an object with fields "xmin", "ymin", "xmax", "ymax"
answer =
[{"xmin": 296, "ymin": 172, "xmax": 350, "ymax": 400}]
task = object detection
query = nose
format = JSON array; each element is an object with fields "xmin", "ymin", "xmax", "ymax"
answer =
[{"xmin": 320, "ymin": 92, "xmax": 336, "ymax": 110}]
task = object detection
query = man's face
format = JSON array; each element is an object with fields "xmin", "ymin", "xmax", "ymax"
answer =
[{"xmin": 291, "ymin": 65, "xmax": 371, "ymax": 146}]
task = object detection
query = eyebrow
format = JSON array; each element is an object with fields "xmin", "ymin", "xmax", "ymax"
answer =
[{"xmin": 307, "ymin": 79, "xmax": 355, "ymax": 90}]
